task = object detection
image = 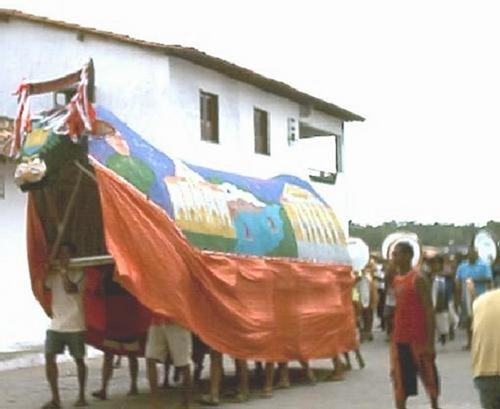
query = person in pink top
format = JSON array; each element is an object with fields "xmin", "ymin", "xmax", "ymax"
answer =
[{"xmin": 390, "ymin": 241, "xmax": 440, "ymax": 409}]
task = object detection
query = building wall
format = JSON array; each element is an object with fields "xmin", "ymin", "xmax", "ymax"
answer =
[
  {"xmin": 2, "ymin": 19, "xmax": 344, "ymax": 178},
  {"xmin": 1, "ymin": 19, "xmax": 172, "ymax": 135},
  {"xmin": 0, "ymin": 163, "xmax": 49, "ymax": 349},
  {"xmin": 166, "ymin": 57, "xmax": 306, "ymax": 178},
  {"xmin": 1, "ymin": 17, "xmax": 351, "ymax": 219},
  {"xmin": 0, "ymin": 18, "xmax": 354, "ymax": 349}
]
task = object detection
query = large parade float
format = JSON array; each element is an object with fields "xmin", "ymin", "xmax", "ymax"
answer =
[{"xmin": 11, "ymin": 61, "xmax": 357, "ymax": 361}]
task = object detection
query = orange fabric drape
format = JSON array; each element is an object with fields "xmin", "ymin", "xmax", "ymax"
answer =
[
  {"xmin": 93, "ymin": 163, "xmax": 357, "ymax": 361},
  {"xmin": 25, "ymin": 163, "xmax": 358, "ymax": 361},
  {"xmin": 27, "ymin": 194, "xmax": 51, "ymax": 316}
]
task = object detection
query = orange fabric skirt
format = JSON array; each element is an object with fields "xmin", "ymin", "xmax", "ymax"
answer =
[{"xmin": 390, "ymin": 341, "xmax": 440, "ymax": 403}]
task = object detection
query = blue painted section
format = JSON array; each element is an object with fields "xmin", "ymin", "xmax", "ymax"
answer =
[{"xmin": 85, "ymin": 105, "xmax": 348, "ymax": 262}]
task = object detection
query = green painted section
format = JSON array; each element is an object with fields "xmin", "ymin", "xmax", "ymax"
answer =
[
  {"xmin": 106, "ymin": 154, "xmax": 155, "ymax": 194},
  {"xmin": 184, "ymin": 231, "xmax": 237, "ymax": 253}
]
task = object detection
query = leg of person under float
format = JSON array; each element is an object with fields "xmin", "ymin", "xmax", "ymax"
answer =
[
  {"xmin": 128, "ymin": 354, "xmax": 139, "ymax": 395},
  {"xmin": 355, "ymin": 348, "xmax": 366, "ymax": 369},
  {"xmin": 92, "ymin": 352, "xmax": 114, "ymax": 400},
  {"xmin": 162, "ymin": 352, "xmax": 172, "ymax": 388},
  {"xmin": 300, "ymin": 360, "xmax": 316, "ymax": 383},
  {"xmin": 277, "ymin": 362, "xmax": 290, "ymax": 388},
  {"xmin": 327, "ymin": 355, "xmax": 345, "ymax": 381},
  {"xmin": 178, "ymin": 364, "xmax": 192, "ymax": 408},
  {"xmin": 395, "ymin": 396, "xmax": 407, "ymax": 409},
  {"xmin": 262, "ymin": 362, "xmax": 275, "ymax": 397},
  {"xmin": 74, "ymin": 357, "xmax": 88, "ymax": 406},
  {"xmin": 199, "ymin": 349, "xmax": 222, "ymax": 406},
  {"xmin": 235, "ymin": 359, "xmax": 250, "ymax": 401},
  {"xmin": 192, "ymin": 337, "xmax": 208, "ymax": 384},
  {"xmin": 343, "ymin": 352, "xmax": 352, "ymax": 370},
  {"xmin": 147, "ymin": 358, "xmax": 160, "ymax": 394},
  {"xmin": 44, "ymin": 352, "xmax": 61, "ymax": 408},
  {"xmin": 210, "ymin": 350, "xmax": 222, "ymax": 403}
]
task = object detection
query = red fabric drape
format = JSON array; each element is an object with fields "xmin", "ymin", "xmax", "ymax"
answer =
[{"xmin": 84, "ymin": 266, "xmax": 150, "ymax": 354}]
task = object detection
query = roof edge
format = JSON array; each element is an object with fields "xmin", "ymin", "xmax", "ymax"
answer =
[{"xmin": 0, "ymin": 8, "xmax": 365, "ymax": 122}]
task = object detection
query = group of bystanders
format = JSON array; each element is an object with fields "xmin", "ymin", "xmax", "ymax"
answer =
[{"xmin": 380, "ymin": 242, "xmax": 499, "ymax": 409}]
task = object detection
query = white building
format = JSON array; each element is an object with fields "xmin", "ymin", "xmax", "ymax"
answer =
[{"xmin": 0, "ymin": 8, "xmax": 363, "ymax": 349}]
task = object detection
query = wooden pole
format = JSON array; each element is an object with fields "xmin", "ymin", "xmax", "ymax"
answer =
[
  {"xmin": 49, "ymin": 167, "xmax": 83, "ymax": 261},
  {"xmin": 42, "ymin": 187, "xmax": 61, "ymax": 228},
  {"xmin": 69, "ymin": 254, "xmax": 114, "ymax": 268},
  {"xmin": 50, "ymin": 254, "xmax": 115, "ymax": 269}
]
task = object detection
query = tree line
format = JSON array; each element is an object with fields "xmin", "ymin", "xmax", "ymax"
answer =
[{"xmin": 349, "ymin": 220, "xmax": 500, "ymax": 252}]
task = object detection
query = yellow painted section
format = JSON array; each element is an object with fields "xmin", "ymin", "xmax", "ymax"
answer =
[
  {"xmin": 282, "ymin": 183, "xmax": 346, "ymax": 245},
  {"xmin": 164, "ymin": 176, "xmax": 236, "ymax": 238}
]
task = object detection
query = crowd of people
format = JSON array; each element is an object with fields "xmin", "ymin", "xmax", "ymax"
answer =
[
  {"xmin": 39, "ymin": 240, "xmax": 500, "ymax": 409},
  {"xmin": 369, "ymin": 243, "xmax": 498, "ymax": 409}
]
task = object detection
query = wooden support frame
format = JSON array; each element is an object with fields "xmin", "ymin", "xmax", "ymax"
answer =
[
  {"xmin": 25, "ymin": 59, "xmax": 95, "ymax": 102},
  {"xmin": 49, "ymin": 165, "xmax": 83, "ymax": 261}
]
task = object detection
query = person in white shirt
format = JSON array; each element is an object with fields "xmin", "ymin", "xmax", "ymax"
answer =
[
  {"xmin": 42, "ymin": 242, "xmax": 87, "ymax": 409},
  {"xmin": 427, "ymin": 255, "xmax": 451, "ymax": 346}
]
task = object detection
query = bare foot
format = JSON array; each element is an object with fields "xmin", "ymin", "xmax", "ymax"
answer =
[
  {"xmin": 305, "ymin": 369, "xmax": 317, "ymax": 384},
  {"xmin": 233, "ymin": 393, "xmax": 249, "ymax": 403},
  {"xmin": 127, "ymin": 386, "xmax": 139, "ymax": 396},
  {"xmin": 276, "ymin": 380, "xmax": 291, "ymax": 389},
  {"xmin": 74, "ymin": 398, "xmax": 88, "ymax": 407},
  {"xmin": 92, "ymin": 389, "xmax": 107, "ymax": 400},
  {"xmin": 41, "ymin": 401, "xmax": 61, "ymax": 409},
  {"xmin": 198, "ymin": 395, "xmax": 220, "ymax": 406},
  {"xmin": 326, "ymin": 371, "xmax": 345, "ymax": 382}
]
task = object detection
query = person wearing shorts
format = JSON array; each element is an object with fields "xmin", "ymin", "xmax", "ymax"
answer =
[
  {"xmin": 472, "ymin": 289, "xmax": 500, "ymax": 409},
  {"xmin": 390, "ymin": 242, "xmax": 440, "ymax": 409},
  {"xmin": 42, "ymin": 242, "xmax": 87, "ymax": 409},
  {"xmin": 455, "ymin": 248, "xmax": 493, "ymax": 350},
  {"xmin": 146, "ymin": 314, "xmax": 192, "ymax": 407}
]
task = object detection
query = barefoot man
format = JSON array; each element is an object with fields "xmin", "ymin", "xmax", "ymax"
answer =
[
  {"xmin": 390, "ymin": 241, "xmax": 440, "ymax": 409},
  {"xmin": 42, "ymin": 242, "xmax": 87, "ymax": 408}
]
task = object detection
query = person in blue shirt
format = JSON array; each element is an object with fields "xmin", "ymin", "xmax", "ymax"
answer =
[{"xmin": 455, "ymin": 247, "xmax": 493, "ymax": 350}]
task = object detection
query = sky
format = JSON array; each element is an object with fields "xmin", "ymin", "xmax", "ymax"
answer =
[{"xmin": 3, "ymin": 0, "xmax": 500, "ymax": 226}]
